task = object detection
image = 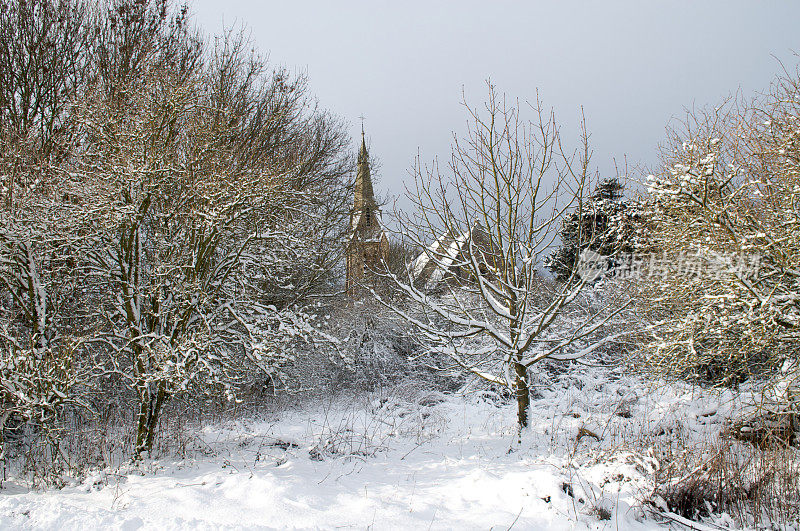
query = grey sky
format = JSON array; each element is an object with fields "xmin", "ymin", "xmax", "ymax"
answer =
[{"xmin": 189, "ymin": 1, "xmax": 799, "ymax": 207}]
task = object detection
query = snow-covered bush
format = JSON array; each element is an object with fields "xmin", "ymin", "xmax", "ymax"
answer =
[
  {"xmin": 324, "ymin": 299, "xmax": 430, "ymax": 390},
  {"xmin": 637, "ymin": 64, "xmax": 800, "ymax": 388},
  {"xmin": 0, "ymin": 344, "xmax": 90, "ymax": 466},
  {"xmin": 649, "ymin": 435, "xmax": 800, "ymax": 527}
]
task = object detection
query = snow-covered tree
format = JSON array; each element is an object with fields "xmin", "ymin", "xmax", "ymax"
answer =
[
  {"xmin": 1, "ymin": 0, "xmax": 353, "ymax": 456},
  {"xmin": 73, "ymin": 9, "xmax": 350, "ymax": 451},
  {"xmin": 547, "ymin": 177, "xmax": 640, "ymax": 281},
  {"xmin": 0, "ymin": 0, "xmax": 99, "ymax": 450},
  {"xmin": 381, "ymin": 86, "xmax": 631, "ymax": 429}
]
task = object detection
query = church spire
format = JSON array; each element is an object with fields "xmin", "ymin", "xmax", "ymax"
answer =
[
  {"xmin": 346, "ymin": 126, "xmax": 388, "ymax": 297},
  {"xmin": 354, "ymin": 129, "xmax": 376, "ymax": 211}
]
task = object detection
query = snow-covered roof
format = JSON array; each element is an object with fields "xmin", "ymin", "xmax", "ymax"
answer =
[{"xmin": 410, "ymin": 223, "xmax": 496, "ymax": 290}]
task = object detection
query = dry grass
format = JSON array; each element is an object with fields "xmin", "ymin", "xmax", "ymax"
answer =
[{"xmin": 649, "ymin": 434, "xmax": 800, "ymax": 527}]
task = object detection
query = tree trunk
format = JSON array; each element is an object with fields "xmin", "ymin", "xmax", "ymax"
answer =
[
  {"xmin": 134, "ymin": 389, "xmax": 150, "ymax": 455},
  {"xmin": 0, "ymin": 409, "xmax": 10, "ymax": 487},
  {"xmin": 514, "ymin": 361, "xmax": 529, "ymax": 428},
  {"xmin": 134, "ymin": 384, "xmax": 167, "ymax": 456},
  {"xmin": 144, "ymin": 386, "xmax": 166, "ymax": 452}
]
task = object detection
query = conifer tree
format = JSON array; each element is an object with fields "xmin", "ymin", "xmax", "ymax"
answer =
[{"xmin": 546, "ymin": 177, "xmax": 632, "ymax": 281}]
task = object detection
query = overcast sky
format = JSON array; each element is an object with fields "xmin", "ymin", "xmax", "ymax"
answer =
[{"xmin": 189, "ymin": 1, "xmax": 799, "ymax": 208}]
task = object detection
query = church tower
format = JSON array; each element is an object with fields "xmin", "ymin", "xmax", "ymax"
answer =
[{"xmin": 346, "ymin": 130, "xmax": 388, "ymax": 296}]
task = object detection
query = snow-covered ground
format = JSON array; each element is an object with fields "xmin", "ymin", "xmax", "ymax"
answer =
[{"xmin": 0, "ymin": 366, "xmax": 752, "ymax": 530}]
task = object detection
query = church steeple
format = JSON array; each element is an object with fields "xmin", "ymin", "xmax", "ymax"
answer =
[
  {"xmin": 354, "ymin": 130, "xmax": 376, "ymax": 211},
  {"xmin": 346, "ymin": 127, "xmax": 389, "ymax": 297}
]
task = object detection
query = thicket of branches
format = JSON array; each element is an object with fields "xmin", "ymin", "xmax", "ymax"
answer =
[
  {"xmin": 0, "ymin": 0, "xmax": 353, "ymax": 467},
  {"xmin": 636, "ymin": 65, "xmax": 800, "ymax": 390}
]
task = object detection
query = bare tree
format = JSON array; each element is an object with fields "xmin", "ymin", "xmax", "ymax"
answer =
[
  {"xmin": 0, "ymin": 0, "xmax": 92, "ymax": 164},
  {"xmin": 67, "ymin": 11, "xmax": 352, "ymax": 453},
  {"xmin": 381, "ymin": 85, "xmax": 630, "ymax": 429}
]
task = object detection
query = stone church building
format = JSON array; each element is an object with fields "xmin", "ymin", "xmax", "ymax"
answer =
[{"xmin": 345, "ymin": 131, "xmax": 388, "ymax": 296}]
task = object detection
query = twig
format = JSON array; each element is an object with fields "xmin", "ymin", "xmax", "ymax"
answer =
[{"xmin": 506, "ymin": 507, "xmax": 523, "ymax": 530}]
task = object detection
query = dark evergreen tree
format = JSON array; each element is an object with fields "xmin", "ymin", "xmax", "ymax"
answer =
[{"xmin": 546, "ymin": 177, "xmax": 632, "ymax": 281}]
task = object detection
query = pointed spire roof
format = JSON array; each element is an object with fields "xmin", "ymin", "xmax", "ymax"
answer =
[{"xmin": 354, "ymin": 129, "xmax": 376, "ymax": 211}]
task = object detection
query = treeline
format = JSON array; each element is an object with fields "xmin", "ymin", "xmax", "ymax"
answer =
[{"xmin": 0, "ymin": 0, "xmax": 354, "ymax": 460}]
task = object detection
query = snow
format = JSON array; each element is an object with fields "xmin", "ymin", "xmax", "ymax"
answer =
[
  {"xmin": 0, "ymin": 367, "xmax": 760, "ymax": 530},
  {"xmin": 350, "ymin": 211, "xmax": 362, "ymax": 231}
]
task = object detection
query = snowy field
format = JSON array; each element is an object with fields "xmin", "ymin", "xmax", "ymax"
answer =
[{"xmin": 0, "ymin": 367, "xmax": 752, "ymax": 530}]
